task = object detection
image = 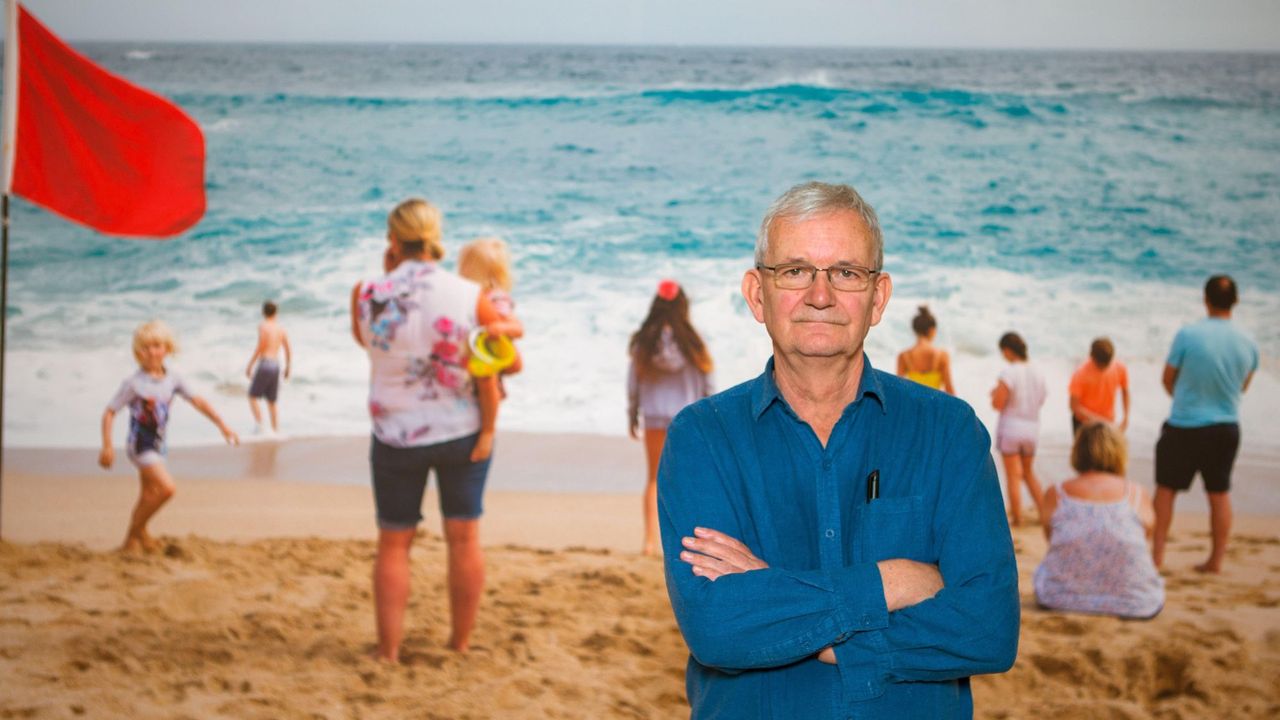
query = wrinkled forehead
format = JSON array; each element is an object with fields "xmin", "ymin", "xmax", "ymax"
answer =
[{"xmin": 766, "ymin": 210, "xmax": 876, "ymax": 264}]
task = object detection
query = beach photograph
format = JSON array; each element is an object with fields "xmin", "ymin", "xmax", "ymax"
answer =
[{"xmin": 2, "ymin": 0, "xmax": 1279, "ymax": 718}]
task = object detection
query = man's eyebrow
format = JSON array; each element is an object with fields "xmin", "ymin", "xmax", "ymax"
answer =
[{"xmin": 774, "ymin": 257, "xmax": 864, "ymax": 266}]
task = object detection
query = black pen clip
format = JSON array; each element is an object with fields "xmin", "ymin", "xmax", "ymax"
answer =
[{"xmin": 865, "ymin": 469, "xmax": 880, "ymax": 503}]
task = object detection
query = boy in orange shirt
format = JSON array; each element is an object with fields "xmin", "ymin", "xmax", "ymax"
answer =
[{"xmin": 1068, "ymin": 337, "xmax": 1130, "ymax": 436}]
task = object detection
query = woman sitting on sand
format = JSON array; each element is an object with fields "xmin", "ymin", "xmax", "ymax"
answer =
[
  {"xmin": 627, "ymin": 280, "xmax": 713, "ymax": 556},
  {"xmin": 350, "ymin": 197, "xmax": 504, "ymax": 661},
  {"xmin": 1034, "ymin": 422, "xmax": 1165, "ymax": 619},
  {"xmin": 896, "ymin": 305, "xmax": 954, "ymax": 394}
]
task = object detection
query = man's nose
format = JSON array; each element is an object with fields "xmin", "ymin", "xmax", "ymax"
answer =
[{"xmin": 803, "ymin": 270, "xmax": 836, "ymax": 308}]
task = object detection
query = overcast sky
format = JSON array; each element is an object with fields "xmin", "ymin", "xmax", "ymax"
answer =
[{"xmin": 7, "ymin": 0, "xmax": 1280, "ymax": 51}]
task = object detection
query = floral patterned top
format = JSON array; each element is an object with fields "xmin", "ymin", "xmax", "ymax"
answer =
[
  {"xmin": 1033, "ymin": 481, "xmax": 1165, "ymax": 619},
  {"xmin": 355, "ymin": 260, "xmax": 481, "ymax": 448}
]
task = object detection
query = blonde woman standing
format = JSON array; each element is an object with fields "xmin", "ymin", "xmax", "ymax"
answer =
[{"xmin": 350, "ymin": 198, "xmax": 503, "ymax": 660}]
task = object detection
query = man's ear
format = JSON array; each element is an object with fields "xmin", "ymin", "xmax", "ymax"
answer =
[
  {"xmin": 742, "ymin": 268, "xmax": 766, "ymax": 324},
  {"xmin": 869, "ymin": 271, "xmax": 893, "ymax": 327}
]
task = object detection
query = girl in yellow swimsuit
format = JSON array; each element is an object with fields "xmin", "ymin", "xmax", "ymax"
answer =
[{"xmin": 897, "ymin": 305, "xmax": 955, "ymax": 394}]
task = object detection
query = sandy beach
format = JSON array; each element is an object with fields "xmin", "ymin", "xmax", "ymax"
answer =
[{"xmin": 2, "ymin": 432, "xmax": 1279, "ymax": 719}]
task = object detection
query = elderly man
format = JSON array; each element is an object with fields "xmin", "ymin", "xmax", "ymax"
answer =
[{"xmin": 658, "ymin": 182, "xmax": 1019, "ymax": 719}]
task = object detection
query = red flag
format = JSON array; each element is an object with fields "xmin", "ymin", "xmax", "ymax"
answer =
[{"xmin": 5, "ymin": 4, "xmax": 204, "ymax": 237}]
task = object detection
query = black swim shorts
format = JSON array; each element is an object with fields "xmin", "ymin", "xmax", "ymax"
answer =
[{"xmin": 1155, "ymin": 422, "xmax": 1240, "ymax": 494}]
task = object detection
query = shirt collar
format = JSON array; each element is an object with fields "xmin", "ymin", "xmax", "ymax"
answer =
[{"xmin": 752, "ymin": 354, "xmax": 888, "ymax": 420}]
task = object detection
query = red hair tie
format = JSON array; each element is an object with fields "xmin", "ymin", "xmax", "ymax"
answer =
[{"xmin": 657, "ymin": 279, "xmax": 680, "ymax": 301}]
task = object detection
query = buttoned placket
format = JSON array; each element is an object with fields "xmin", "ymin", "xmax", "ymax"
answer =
[{"xmin": 828, "ymin": 398, "xmax": 887, "ymax": 719}]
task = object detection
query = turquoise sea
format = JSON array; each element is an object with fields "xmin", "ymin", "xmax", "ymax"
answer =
[{"xmin": 4, "ymin": 45, "xmax": 1278, "ymax": 463}]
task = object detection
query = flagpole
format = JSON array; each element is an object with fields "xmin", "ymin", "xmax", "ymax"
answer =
[{"xmin": 1, "ymin": 0, "xmax": 20, "ymax": 538}]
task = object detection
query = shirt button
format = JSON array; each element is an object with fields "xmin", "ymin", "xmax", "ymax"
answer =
[
  {"xmin": 825, "ymin": 529, "xmax": 835, "ymax": 539},
  {"xmin": 822, "ymin": 459, "xmax": 831, "ymax": 470}
]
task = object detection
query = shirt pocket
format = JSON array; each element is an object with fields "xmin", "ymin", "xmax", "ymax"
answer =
[{"xmin": 859, "ymin": 495, "xmax": 927, "ymax": 563}]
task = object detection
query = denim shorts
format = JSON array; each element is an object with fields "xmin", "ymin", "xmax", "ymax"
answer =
[{"xmin": 370, "ymin": 433, "xmax": 492, "ymax": 529}]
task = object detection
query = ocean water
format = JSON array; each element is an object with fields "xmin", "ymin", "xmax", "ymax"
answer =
[{"xmin": 3, "ymin": 45, "xmax": 1278, "ymax": 468}]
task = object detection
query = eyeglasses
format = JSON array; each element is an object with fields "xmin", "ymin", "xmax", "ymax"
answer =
[{"xmin": 756, "ymin": 262, "xmax": 881, "ymax": 291}]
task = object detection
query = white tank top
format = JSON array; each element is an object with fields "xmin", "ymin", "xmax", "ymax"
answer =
[{"xmin": 356, "ymin": 259, "xmax": 481, "ymax": 447}]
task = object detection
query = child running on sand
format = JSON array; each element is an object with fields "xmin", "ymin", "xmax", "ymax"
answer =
[
  {"xmin": 99, "ymin": 320, "xmax": 239, "ymax": 552},
  {"xmin": 245, "ymin": 300, "xmax": 293, "ymax": 434},
  {"xmin": 457, "ymin": 237, "xmax": 524, "ymax": 461}
]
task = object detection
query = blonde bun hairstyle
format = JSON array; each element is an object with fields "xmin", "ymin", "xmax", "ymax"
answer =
[{"xmin": 387, "ymin": 198, "xmax": 444, "ymax": 261}]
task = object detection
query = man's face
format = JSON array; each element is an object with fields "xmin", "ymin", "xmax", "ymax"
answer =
[{"xmin": 742, "ymin": 210, "xmax": 892, "ymax": 361}]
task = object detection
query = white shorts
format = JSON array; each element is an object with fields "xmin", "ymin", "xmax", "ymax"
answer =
[
  {"xmin": 997, "ymin": 417, "xmax": 1040, "ymax": 457},
  {"xmin": 127, "ymin": 447, "xmax": 166, "ymax": 469}
]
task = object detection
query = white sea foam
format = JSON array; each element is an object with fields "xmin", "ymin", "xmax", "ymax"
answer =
[{"xmin": 12, "ymin": 243, "xmax": 1275, "ymax": 487}]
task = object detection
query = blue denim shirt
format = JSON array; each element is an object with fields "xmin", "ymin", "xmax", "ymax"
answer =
[{"xmin": 659, "ymin": 357, "xmax": 1019, "ymax": 719}]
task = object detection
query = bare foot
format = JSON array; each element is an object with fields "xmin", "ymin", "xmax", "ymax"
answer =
[
  {"xmin": 140, "ymin": 533, "xmax": 163, "ymax": 553},
  {"xmin": 642, "ymin": 542, "xmax": 658, "ymax": 557},
  {"xmin": 446, "ymin": 636, "xmax": 469, "ymax": 653},
  {"xmin": 1194, "ymin": 560, "xmax": 1222, "ymax": 574},
  {"xmin": 369, "ymin": 649, "xmax": 399, "ymax": 664},
  {"xmin": 121, "ymin": 537, "xmax": 144, "ymax": 554}
]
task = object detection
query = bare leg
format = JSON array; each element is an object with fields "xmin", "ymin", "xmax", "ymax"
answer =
[
  {"xmin": 268, "ymin": 401, "xmax": 279, "ymax": 433},
  {"xmin": 373, "ymin": 528, "xmax": 415, "ymax": 663},
  {"xmin": 444, "ymin": 518, "xmax": 484, "ymax": 652},
  {"xmin": 1001, "ymin": 454, "xmax": 1024, "ymax": 527},
  {"xmin": 1020, "ymin": 453, "xmax": 1045, "ymax": 523},
  {"xmin": 1152, "ymin": 485, "xmax": 1177, "ymax": 569},
  {"xmin": 123, "ymin": 463, "xmax": 175, "ymax": 552},
  {"xmin": 248, "ymin": 397, "xmax": 263, "ymax": 428},
  {"xmin": 642, "ymin": 428, "xmax": 667, "ymax": 556},
  {"xmin": 1196, "ymin": 491, "xmax": 1232, "ymax": 574}
]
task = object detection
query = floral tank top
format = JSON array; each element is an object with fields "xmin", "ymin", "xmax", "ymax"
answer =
[
  {"xmin": 1033, "ymin": 482, "xmax": 1165, "ymax": 619},
  {"xmin": 356, "ymin": 260, "xmax": 481, "ymax": 448}
]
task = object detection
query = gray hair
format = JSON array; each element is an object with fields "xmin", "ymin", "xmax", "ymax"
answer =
[{"xmin": 754, "ymin": 181, "xmax": 884, "ymax": 269}]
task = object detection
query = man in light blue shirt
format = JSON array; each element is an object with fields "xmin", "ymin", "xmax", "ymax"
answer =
[
  {"xmin": 659, "ymin": 182, "xmax": 1018, "ymax": 719},
  {"xmin": 1153, "ymin": 275, "xmax": 1258, "ymax": 574}
]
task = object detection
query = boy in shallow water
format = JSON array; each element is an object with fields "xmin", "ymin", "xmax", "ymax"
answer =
[
  {"xmin": 245, "ymin": 300, "xmax": 293, "ymax": 434},
  {"xmin": 99, "ymin": 320, "xmax": 239, "ymax": 553}
]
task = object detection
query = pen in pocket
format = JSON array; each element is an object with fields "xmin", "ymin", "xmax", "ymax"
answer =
[{"xmin": 865, "ymin": 469, "xmax": 880, "ymax": 503}]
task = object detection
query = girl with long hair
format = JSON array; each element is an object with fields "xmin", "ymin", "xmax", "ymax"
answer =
[{"xmin": 627, "ymin": 279, "xmax": 713, "ymax": 556}]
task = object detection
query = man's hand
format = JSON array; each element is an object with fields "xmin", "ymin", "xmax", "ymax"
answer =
[
  {"xmin": 680, "ymin": 527, "xmax": 768, "ymax": 581},
  {"xmin": 98, "ymin": 446, "xmax": 114, "ymax": 469},
  {"xmin": 877, "ymin": 558, "xmax": 944, "ymax": 611},
  {"xmin": 628, "ymin": 414, "xmax": 639, "ymax": 440}
]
